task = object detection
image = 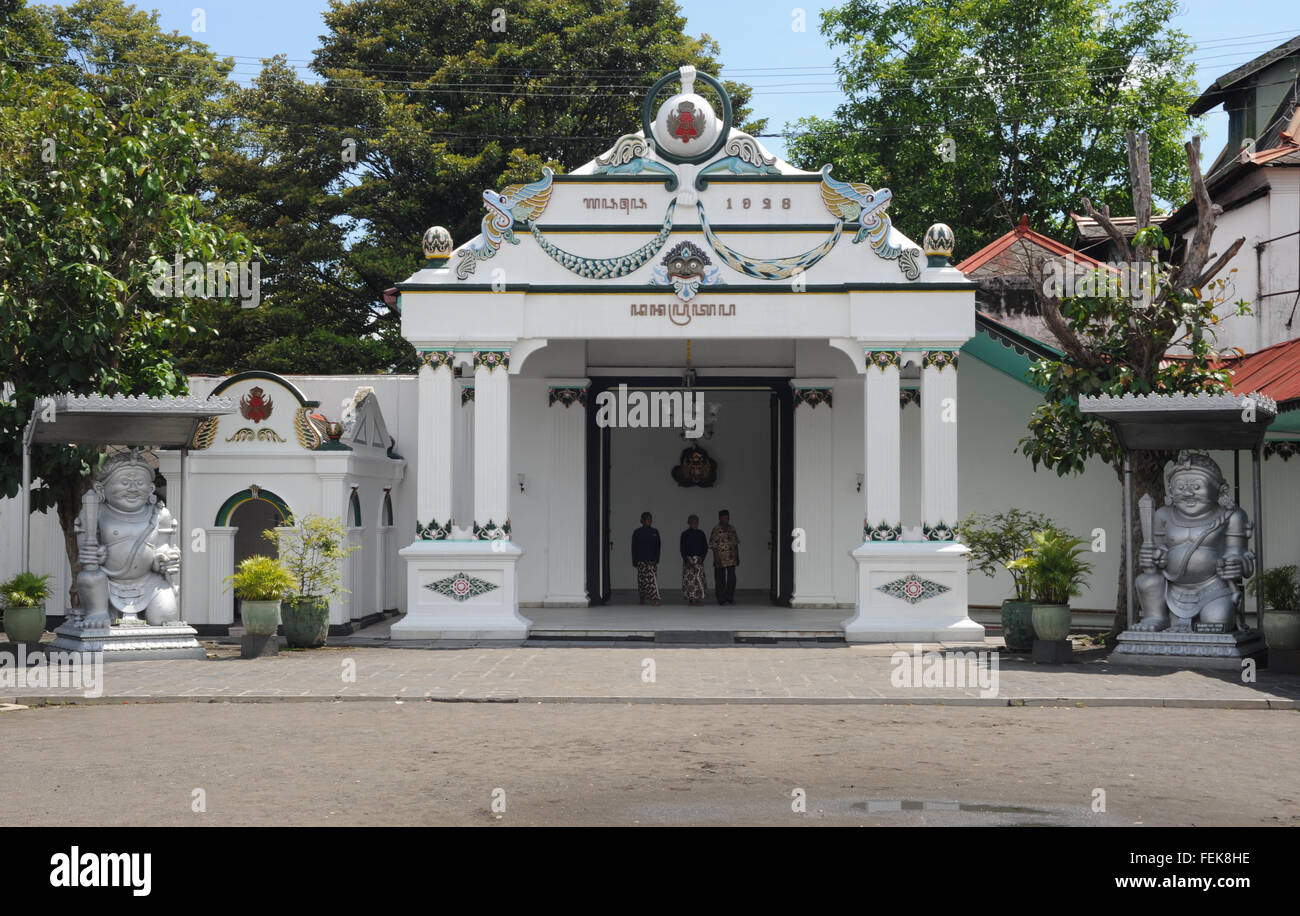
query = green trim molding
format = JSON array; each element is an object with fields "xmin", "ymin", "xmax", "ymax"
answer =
[
  {"xmin": 215, "ymin": 488, "xmax": 291, "ymax": 526},
  {"xmin": 210, "ymin": 370, "xmax": 320, "ymax": 408}
]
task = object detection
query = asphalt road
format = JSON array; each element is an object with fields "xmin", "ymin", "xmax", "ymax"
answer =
[{"xmin": 1, "ymin": 702, "xmax": 1295, "ymax": 826}]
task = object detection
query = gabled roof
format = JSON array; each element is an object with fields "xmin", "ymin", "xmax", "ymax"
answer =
[
  {"xmin": 1244, "ymin": 103, "xmax": 1300, "ymax": 165},
  {"xmin": 956, "ymin": 214, "xmax": 1105, "ymax": 274},
  {"xmin": 1070, "ymin": 212, "xmax": 1168, "ymax": 243},
  {"xmin": 1166, "ymin": 99, "xmax": 1300, "ymax": 234},
  {"xmin": 1188, "ymin": 35, "xmax": 1300, "ymax": 115},
  {"xmin": 1218, "ymin": 337, "xmax": 1300, "ymax": 407}
]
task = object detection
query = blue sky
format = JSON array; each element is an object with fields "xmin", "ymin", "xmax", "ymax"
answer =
[{"xmin": 68, "ymin": 1, "xmax": 1300, "ymax": 167}]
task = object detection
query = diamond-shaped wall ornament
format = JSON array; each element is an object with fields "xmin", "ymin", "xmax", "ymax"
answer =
[
  {"xmin": 426, "ymin": 571, "xmax": 498, "ymax": 602},
  {"xmin": 877, "ymin": 574, "xmax": 950, "ymax": 605}
]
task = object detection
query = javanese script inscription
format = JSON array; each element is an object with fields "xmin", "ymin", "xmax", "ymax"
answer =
[
  {"xmin": 584, "ymin": 197, "xmax": 649, "ymax": 213},
  {"xmin": 630, "ymin": 302, "xmax": 736, "ymax": 327}
]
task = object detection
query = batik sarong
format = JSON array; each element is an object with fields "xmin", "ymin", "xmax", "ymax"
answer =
[
  {"xmin": 636, "ymin": 562, "xmax": 661, "ymax": 603},
  {"xmin": 682, "ymin": 555, "xmax": 706, "ymax": 601}
]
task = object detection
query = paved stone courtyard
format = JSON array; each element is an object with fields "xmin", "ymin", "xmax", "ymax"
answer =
[{"xmin": 3, "ymin": 640, "xmax": 1297, "ymax": 707}]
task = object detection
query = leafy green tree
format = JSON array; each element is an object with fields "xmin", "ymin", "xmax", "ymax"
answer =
[
  {"xmin": 182, "ymin": 56, "xmax": 405, "ymax": 375},
  {"xmin": 176, "ymin": 0, "xmax": 763, "ymax": 376},
  {"xmin": 786, "ymin": 0, "xmax": 1197, "ymax": 255},
  {"xmin": 32, "ymin": 0, "xmax": 234, "ymax": 110},
  {"xmin": 0, "ymin": 59, "xmax": 252, "ymax": 598}
]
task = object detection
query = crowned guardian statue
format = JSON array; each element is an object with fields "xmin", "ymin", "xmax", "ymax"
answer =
[
  {"xmin": 73, "ymin": 451, "xmax": 181, "ymax": 629},
  {"xmin": 1133, "ymin": 452, "xmax": 1254, "ymax": 633}
]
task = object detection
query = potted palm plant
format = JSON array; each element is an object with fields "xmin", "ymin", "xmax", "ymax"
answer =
[
  {"xmin": 961, "ymin": 509, "xmax": 1055, "ymax": 651},
  {"xmin": 1008, "ymin": 528, "xmax": 1093, "ymax": 643},
  {"xmin": 1247, "ymin": 565, "xmax": 1300, "ymax": 651},
  {"xmin": 227, "ymin": 555, "xmax": 295, "ymax": 638},
  {"xmin": 262, "ymin": 514, "xmax": 359, "ymax": 648},
  {"xmin": 1, "ymin": 572, "xmax": 52, "ymax": 645}
]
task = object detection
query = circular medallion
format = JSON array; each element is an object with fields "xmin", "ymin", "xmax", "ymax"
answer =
[{"xmin": 641, "ymin": 67, "xmax": 733, "ymax": 165}]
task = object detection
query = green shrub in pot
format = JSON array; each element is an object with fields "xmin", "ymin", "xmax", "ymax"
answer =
[
  {"xmin": 1247, "ymin": 565, "xmax": 1300, "ymax": 651},
  {"xmin": 261, "ymin": 514, "xmax": 359, "ymax": 648},
  {"xmin": 1008, "ymin": 529, "xmax": 1093, "ymax": 642},
  {"xmin": 1, "ymin": 572, "xmax": 52, "ymax": 644},
  {"xmin": 227, "ymin": 556, "xmax": 295, "ymax": 637},
  {"xmin": 961, "ymin": 509, "xmax": 1056, "ymax": 651}
]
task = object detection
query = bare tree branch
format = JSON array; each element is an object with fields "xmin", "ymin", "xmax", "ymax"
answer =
[
  {"xmin": 1127, "ymin": 130, "xmax": 1153, "ymax": 263},
  {"xmin": 1081, "ymin": 196, "xmax": 1133, "ymax": 261},
  {"xmin": 1171, "ymin": 136, "xmax": 1219, "ymax": 290},
  {"xmin": 1194, "ymin": 236, "xmax": 1247, "ymax": 289}
]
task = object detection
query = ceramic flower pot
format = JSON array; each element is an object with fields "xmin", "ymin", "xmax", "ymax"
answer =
[
  {"xmin": 1262, "ymin": 607, "xmax": 1300, "ymax": 651},
  {"xmin": 282, "ymin": 597, "xmax": 329, "ymax": 648},
  {"xmin": 1031, "ymin": 603, "xmax": 1072, "ymax": 642},
  {"xmin": 1000, "ymin": 599, "xmax": 1035, "ymax": 651},
  {"xmin": 240, "ymin": 599, "xmax": 282, "ymax": 637},
  {"xmin": 3, "ymin": 602, "xmax": 47, "ymax": 645}
]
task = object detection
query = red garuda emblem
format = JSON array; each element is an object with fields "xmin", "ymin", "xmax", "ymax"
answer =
[
  {"xmin": 240, "ymin": 386, "xmax": 273, "ymax": 423},
  {"xmin": 667, "ymin": 101, "xmax": 704, "ymax": 143}
]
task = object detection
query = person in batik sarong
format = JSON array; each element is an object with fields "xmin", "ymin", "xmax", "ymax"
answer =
[
  {"xmin": 709, "ymin": 509, "xmax": 740, "ymax": 605},
  {"xmin": 631, "ymin": 511, "xmax": 661, "ymax": 606},
  {"xmin": 680, "ymin": 514, "xmax": 708, "ymax": 606}
]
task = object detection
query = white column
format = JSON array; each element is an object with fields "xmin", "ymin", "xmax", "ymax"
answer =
[
  {"xmin": 863, "ymin": 350, "xmax": 901, "ymax": 541},
  {"xmin": 377, "ymin": 524, "xmax": 392, "ymax": 611},
  {"xmin": 416, "ymin": 350, "xmax": 457, "ymax": 539},
  {"xmin": 791, "ymin": 380, "xmax": 836, "ymax": 606},
  {"xmin": 317, "ymin": 472, "xmax": 348, "ymax": 626},
  {"xmin": 544, "ymin": 380, "xmax": 589, "ymax": 605},
  {"xmin": 847, "ymin": 348, "xmax": 981, "ymax": 643},
  {"xmin": 472, "ymin": 349, "xmax": 511, "ymax": 538},
  {"xmin": 205, "ymin": 526, "xmax": 237, "ymax": 627},
  {"xmin": 455, "ymin": 381, "xmax": 474, "ymax": 534},
  {"xmin": 920, "ymin": 351, "xmax": 960, "ymax": 541},
  {"xmin": 346, "ymin": 527, "xmax": 364, "ymax": 619},
  {"xmin": 394, "ymin": 346, "xmax": 529, "ymax": 640}
]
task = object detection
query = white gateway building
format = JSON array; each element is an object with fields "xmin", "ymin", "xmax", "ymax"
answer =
[
  {"xmin": 10, "ymin": 68, "xmax": 1300, "ymax": 642},
  {"xmin": 392, "ymin": 67, "xmax": 979, "ymax": 641}
]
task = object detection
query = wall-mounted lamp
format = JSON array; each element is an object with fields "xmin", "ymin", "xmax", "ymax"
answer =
[
  {"xmin": 856, "ymin": 474, "xmax": 864, "ymax": 493},
  {"xmin": 517, "ymin": 473, "xmax": 526, "ymax": 494}
]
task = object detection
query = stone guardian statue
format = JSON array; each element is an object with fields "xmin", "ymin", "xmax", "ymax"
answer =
[
  {"xmin": 73, "ymin": 451, "xmax": 181, "ymax": 629},
  {"xmin": 1134, "ymin": 452, "xmax": 1254, "ymax": 633}
]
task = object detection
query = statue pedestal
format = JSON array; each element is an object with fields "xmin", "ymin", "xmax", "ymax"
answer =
[
  {"xmin": 392, "ymin": 540, "xmax": 531, "ymax": 641},
  {"xmin": 1113, "ymin": 628, "xmax": 1265, "ymax": 670},
  {"xmin": 49, "ymin": 619, "xmax": 208, "ymax": 661}
]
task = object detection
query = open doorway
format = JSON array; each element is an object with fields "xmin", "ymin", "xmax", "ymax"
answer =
[
  {"xmin": 587, "ymin": 377, "xmax": 793, "ymax": 607},
  {"xmin": 229, "ymin": 495, "xmax": 286, "ymax": 622}
]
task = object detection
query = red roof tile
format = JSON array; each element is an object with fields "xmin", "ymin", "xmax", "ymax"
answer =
[
  {"xmin": 1218, "ymin": 337, "xmax": 1300, "ymax": 405},
  {"xmin": 957, "ymin": 214, "xmax": 1106, "ymax": 273}
]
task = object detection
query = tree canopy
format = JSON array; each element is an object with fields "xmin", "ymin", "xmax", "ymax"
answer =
[
  {"xmin": 181, "ymin": 0, "xmax": 765, "ymax": 375},
  {"xmin": 786, "ymin": 0, "xmax": 1198, "ymax": 255},
  {"xmin": 0, "ymin": 2, "xmax": 252, "ymax": 591}
]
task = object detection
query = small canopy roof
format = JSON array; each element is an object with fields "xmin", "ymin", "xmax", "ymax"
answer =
[
  {"xmin": 1079, "ymin": 392, "xmax": 1276, "ymax": 451},
  {"xmin": 29, "ymin": 393, "xmax": 235, "ymax": 448}
]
